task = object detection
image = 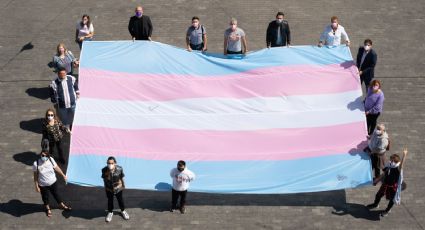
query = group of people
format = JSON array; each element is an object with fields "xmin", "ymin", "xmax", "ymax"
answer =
[{"xmin": 32, "ymin": 5, "xmax": 408, "ymax": 222}]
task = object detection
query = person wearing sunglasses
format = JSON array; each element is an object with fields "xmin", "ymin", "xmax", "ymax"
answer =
[
  {"xmin": 33, "ymin": 145, "xmax": 71, "ymax": 217},
  {"xmin": 41, "ymin": 108, "xmax": 70, "ymax": 165}
]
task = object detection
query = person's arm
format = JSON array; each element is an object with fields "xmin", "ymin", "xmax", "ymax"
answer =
[
  {"xmin": 49, "ymin": 81, "xmax": 58, "ymax": 104},
  {"xmin": 286, "ymin": 23, "xmax": 291, "ymax": 46},
  {"xmin": 242, "ymin": 35, "xmax": 248, "ymax": 54},
  {"xmin": 356, "ymin": 48, "xmax": 362, "ymax": 69},
  {"xmin": 399, "ymin": 148, "xmax": 408, "ymax": 170},
  {"xmin": 147, "ymin": 17, "xmax": 153, "ymax": 41},
  {"xmin": 72, "ymin": 76, "xmax": 80, "ymax": 99},
  {"xmin": 341, "ymin": 27, "xmax": 350, "ymax": 46},
  {"xmin": 87, "ymin": 24, "xmax": 94, "ymax": 38},
  {"xmin": 202, "ymin": 30, "xmax": 208, "ymax": 51},
  {"xmin": 186, "ymin": 29, "xmax": 192, "ymax": 51},
  {"xmin": 75, "ymin": 29, "xmax": 79, "ymax": 42},
  {"xmin": 318, "ymin": 26, "xmax": 327, "ymax": 47},
  {"xmin": 266, "ymin": 23, "xmax": 272, "ymax": 48},
  {"xmin": 223, "ymin": 36, "xmax": 228, "ymax": 55},
  {"xmin": 54, "ymin": 164, "xmax": 67, "ymax": 182},
  {"xmin": 33, "ymin": 171, "xmax": 40, "ymax": 192},
  {"xmin": 128, "ymin": 18, "xmax": 135, "ymax": 39},
  {"xmin": 373, "ymin": 172, "xmax": 385, "ymax": 185}
]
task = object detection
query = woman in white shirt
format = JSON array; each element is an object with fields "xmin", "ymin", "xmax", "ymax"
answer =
[
  {"xmin": 33, "ymin": 145, "xmax": 71, "ymax": 217},
  {"xmin": 318, "ymin": 16, "xmax": 350, "ymax": 47},
  {"xmin": 75, "ymin": 14, "xmax": 94, "ymax": 50}
]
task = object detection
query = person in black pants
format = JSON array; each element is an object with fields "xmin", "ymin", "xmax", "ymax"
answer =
[
  {"xmin": 128, "ymin": 5, "xmax": 153, "ymax": 41},
  {"xmin": 33, "ymin": 148, "xmax": 71, "ymax": 217},
  {"xmin": 170, "ymin": 160, "xmax": 196, "ymax": 214},
  {"xmin": 102, "ymin": 156, "xmax": 129, "ymax": 222},
  {"xmin": 42, "ymin": 108, "xmax": 70, "ymax": 164},
  {"xmin": 266, "ymin": 11, "xmax": 291, "ymax": 48}
]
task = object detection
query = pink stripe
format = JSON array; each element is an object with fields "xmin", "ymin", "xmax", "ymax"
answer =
[
  {"xmin": 70, "ymin": 121, "xmax": 367, "ymax": 161},
  {"xmin": 79, "ymin": 63, "xmax": 360, "ymax": 101}
]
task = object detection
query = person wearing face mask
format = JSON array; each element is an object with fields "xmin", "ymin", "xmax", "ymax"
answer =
[
  {"xmin": 128, "ymin": 5, "xmax": 153, "ymax": 41},
  {"xmin": 186, "ymin": 16, "xmax": 208, "ymax": 52},
  {"xmin": 49, "ymin": 68, "xmax": 80, "ymax": 129},
  {"xmin": 33, "ymin": 146, "xmax": 71, "ymax": 217},
  {"xmin": 318, "ymin": 16, "xmax": 350, "ymax": 47},
  {"xmin": 367, "ymin": 149, "xmax": 408, "ymax": 217},
  {"xmin": 170, "ymin": 160, "xmax": 195, "ymax": 214},
  {"xmin": 364, "ymin": 79, "xmax": 385, "ymax": 135},
  {"xmin": 102, "ymin": 156, "xmax": 129, "ymax": 222},
  {"xmin": 266, "ymin": 11, "xmax": 291, "ymax": 48},
  {"xmin": 75, "ymin": 14, "xmax": 94, "ymax": 50},
  {"xmin": 42, "ymin": 108, "xmax": 70, "ymax": 165},
  {"xmin": 52, "ymin": 43, "xmax": 79, "ymax": 75},
  {"xmin": 366, "ymin": 124, "xmax": 389, "ymax": 179},
  {"xmin": 224, "ymin": 18, "xmax": 248, "ymax": 55},
  {"xmin": 356, "ymin": 39, "xmax": 377, "ymax": 91}
]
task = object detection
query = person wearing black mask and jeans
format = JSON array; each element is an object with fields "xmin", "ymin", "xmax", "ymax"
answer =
[
  {"xmin": 266, "ymin": 12, "xmax": 291, "ymax": 48},
  {"xmin": 128, "ymin": 5, "xmax": 153, "ymax": 41}
]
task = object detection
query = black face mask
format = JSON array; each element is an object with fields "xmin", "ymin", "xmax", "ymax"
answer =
[{"xmin": 178, "ymin": 167, "xmax": 184, "ymax": 172}]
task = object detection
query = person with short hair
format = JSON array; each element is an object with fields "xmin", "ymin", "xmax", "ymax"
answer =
[
  {"xmin": 224, "ymin": 18, "xmax": 248, "ymax": 55},
  {"xmin": 33, "ymin": 147, "xmax": 71, "ymax": 217},
  {"xmin": 186, "ymin": 16, "xmax": 207, "ymax": 52},
  {"xmin": 128, "ymin": 5, "xmax": 153, "ymax": 41},
  {"xmin": 49, "ymin": 68, "xmax": 80, "ymax": 128},
  {"xmin": 356, "ymin": 39, "xmax": 377, "ymax": 91},
  {"xmin": 266, "ymin": 11, "xmax": 291, "ymax": 48},
  {"xmin": 42, "ymin": 108, "xmax": 70, "ymax": 165},
  {"xmin": 52, "ymin": 43, "xmax": 79, "ymax": 75},
  {"xmin": 102, "ymin": 156, "xmax": 129, "ymax": 222},
  {"xmin": 318, "ymin": 16, "xmax": 350, "ymax": 47},
  {"xmin": 367, "ymin": 149, "xmax": 408, "ymax": 217},
  {"xmin": 170, "ymin": 160, "xmax": 195, "ymax": 214},
  {"xmin": 364, "ymin": 79, "xmax": 385, "ymax": 135},
  {"xmin": 75, "ymin": 14, "xmax": 94, "ymax": 50}
]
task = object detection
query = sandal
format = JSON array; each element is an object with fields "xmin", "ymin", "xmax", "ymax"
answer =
[
  {"xmin": 45, "ymin": 208, "xmax": 52, "ymax": 217},
  {"xmin": 61, "ymin": 204, "xmax": 72, "ymax": 211}
]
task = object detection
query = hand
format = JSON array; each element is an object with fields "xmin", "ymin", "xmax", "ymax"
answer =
[
  {"xmin": 287, "ymin": 44, "xmax": 290, "ymax": 48},
  {"xmin": 346, "ymin": 41, "xmax": 350, "ymax": 46},
  {"xmin": 187, "ymin": 47, "xmax": 192, "ymax": 52},
  {"xmin": 148, "ymin": 37, "xmax": 152, "ymax": 41},
  {"xmin": 318, "ymin": 42, "xmax": 323, "ymax": 47},
  {"xmin": 365, "ymin": 111, "xmax": 369, "ymax": 115},
  {"xmin": 35, "ymin": 184, "xmax": 40, "ymax": 193},
  {"xmin": 132, "ymin": 37, "xmax": 135, "ymax": 42},
  {"xmin": 359, "ymin": 71, "xmax": 363, "ymax": 75},
  {"xmin": 63, "ymin": 175, "xmax": 68, "ymax": 182},
  {"xmin": 403, "ymin": 148, "xmax": 408, "ymax": 156},
  {"xmin": 267, "ymin": 45, "xmax": 270, "ymax": 49},
  {"xmin": 79, "ymin": 37, "xmax": 84, "ymax": 42},
  {"xmin": 202, "ymin": 47, "xmax": 207, "ymax": 52},
  {"xmin": 76, "ymin": 93, "xmax": 80, "ymax": 99}
]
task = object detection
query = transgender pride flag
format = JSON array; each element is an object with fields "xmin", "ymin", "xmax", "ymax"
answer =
[{"xmin": 67, "ymin": 41, "xmax": 372, "ymax": 194}]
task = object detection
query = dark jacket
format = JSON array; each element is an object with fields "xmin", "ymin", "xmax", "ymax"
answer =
[
  {"xmin": 266, "ymin": 20, "xmax": 291, "ymax": 47},
  {"xmin": 49, "ymin": 75, "xmax": 79, "ymax": 108},
  {"xmin": 128, "ymin": 15, "xmax": 153, "ymax": 40},
  {"xmin": 102, "ymin": 165, "xmax": 125, "ymax": 194},
  {"xmin": 356, "ymin": 47, "xmax": 377, "ymax": 83}
]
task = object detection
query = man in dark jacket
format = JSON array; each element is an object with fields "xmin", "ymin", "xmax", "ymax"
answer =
[
  {"xmin": 128, "ymin": 6, "xmax": 153, "ymax": 41},
  {"xmin": 266, "ymin": 12, "xmax": 291, "ymax": 48},
  {"xmin": 356, "ymin": 39, "xmax": 377, "ymax": 90}
]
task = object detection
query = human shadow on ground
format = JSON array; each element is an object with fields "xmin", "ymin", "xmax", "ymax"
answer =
[
  {"xmin": 19, "ymin": 118, "xmax": 43, "ymax": 134},
  {"xmin": 331, "ymin": 203, "xmax": 381, "ymax": 221},
  {"xmin": 25, "ymin": 87, "xmax": 50, "ymax": 100},
  {"xmin": 0, "ymin": 199, "xmax": 42, "ymax": 217},
  {"xmin": 13, "ymin": 151, "xmax": 39, "ymax": 166}
]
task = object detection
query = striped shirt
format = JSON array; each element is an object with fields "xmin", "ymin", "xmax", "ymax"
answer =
[{"xmin": 49, "ymin": 75, "xmax": 79, "ymax": 108}]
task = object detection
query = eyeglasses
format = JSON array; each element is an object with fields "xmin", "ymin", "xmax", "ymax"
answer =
[
  {"xmin": 107, "ymin": 163, "xmax": 114, "ymax": 165},
  {"xmin": 47, "ymin": 114, "xmax": 54, "ymax": 117}
]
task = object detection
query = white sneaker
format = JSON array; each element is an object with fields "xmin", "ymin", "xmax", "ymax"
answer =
[
  {"xmin": 105, "ymin": 212, "xmax": 113, "ymax": 222},
  {"xmin": 121, "ymin": 210, "xmax": 130, "ymax": 220}
]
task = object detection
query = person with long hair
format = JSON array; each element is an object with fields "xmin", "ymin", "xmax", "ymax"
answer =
[
  {"xmin": 41, "ymin": 108, "xmax": 70, "ymax": 164},
  {"xmin": 364, "ymin": 79, "xmax": 385, "ymax": 135},
  {"xmin": 52, "ymin": 43, "xmax": 79, "ymax": 75},
  {"xmin": 101, "ymin": 156, "xmax": 129, "ymax": 222},
  {"xmin": 75, "ymin": 14, "xmax": 94, "ymax": 49}
]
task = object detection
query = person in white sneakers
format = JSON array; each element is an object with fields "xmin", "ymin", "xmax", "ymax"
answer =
[
  {"xmin": 101, "ymin": 156, "xmax": 129, "ymax": 222},
  {"xmin": 170, "ymin": 160, "xmax": 195, "ymax": 214}
]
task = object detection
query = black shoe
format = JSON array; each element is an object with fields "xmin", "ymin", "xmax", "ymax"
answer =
[
  {"xmin": 380, "ymin": 211, "xmax": 389, "ymax": 217},
  {"xmin": 180, "ymin": 206, "xmax": 186, "ymax": 214},
  {"xmin": 366, "ymin": 203, "xmax": 379, "ymax": 209}
]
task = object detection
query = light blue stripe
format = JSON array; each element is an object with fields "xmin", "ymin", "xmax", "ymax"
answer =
[
  {"xmin": 67, "ymin": 153, "xmax": 372, "ymax": 194},
  {"xmin": 80, "ymin": 41, "xmax": 353, "ymax": 76}
]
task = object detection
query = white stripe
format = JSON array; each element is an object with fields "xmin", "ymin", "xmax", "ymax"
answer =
[{"xmin": 74, "ymin": 90, "xmax": 365, "ymax": 130}]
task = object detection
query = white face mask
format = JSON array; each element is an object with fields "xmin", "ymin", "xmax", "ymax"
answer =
[
  {"xmin": 231, "ymin": 24, "xmax": 237, "ymax": 30},
  {"xmin": 276, "ymin": 19, "xmax": 283, "ymax": 23},
  {"xmin": 375, "ymin": 130, "xmax": 382, "ymax": 135},
  {"xmin": 108, "ymin": 164, "xmax": 114, "ymax": 170},
  {"xmin": 364, "ymin": 45, "xmax": 371, "ymax": 51},
  {"xmin": 331, "ymin": 22, "xmax": 338, "ymax": 28}
]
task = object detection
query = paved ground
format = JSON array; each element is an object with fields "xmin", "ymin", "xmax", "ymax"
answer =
[{"xmin": 0, "ymin": 0, "xmax": 424, "ymax": 229}]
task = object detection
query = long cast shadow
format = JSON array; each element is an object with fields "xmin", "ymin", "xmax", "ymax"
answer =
[
  {"xmin": 25, "ymin": 87, "xmax": 50, "ymax": 100},
  {"xmin": 19, "ymin": 118, "xmax": 43, "ymax": 134}
]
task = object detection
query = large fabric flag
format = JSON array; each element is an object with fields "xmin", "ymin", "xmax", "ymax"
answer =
[{"xmin": 67, "ymin": 41, "xmax": 372, "ymax": 194}]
